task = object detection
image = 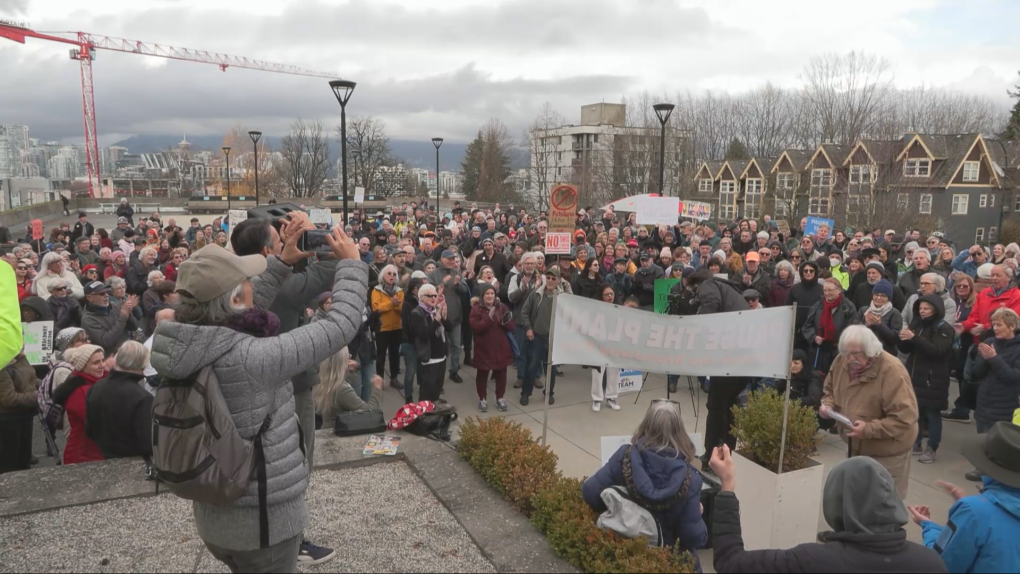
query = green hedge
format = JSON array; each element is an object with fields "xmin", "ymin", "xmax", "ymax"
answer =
[{"xmin": 458, "ymin": 417, "xmax": 696, "ymax": 573}]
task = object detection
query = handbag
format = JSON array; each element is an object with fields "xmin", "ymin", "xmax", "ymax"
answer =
[{"xmin": 333, "ymin": 409, "xmax": 387, "ymax": 437}]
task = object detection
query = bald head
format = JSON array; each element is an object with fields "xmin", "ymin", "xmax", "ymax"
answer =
[{"xmin": 154, "ymin": 308, "xmax": 176, "ymax": 326}]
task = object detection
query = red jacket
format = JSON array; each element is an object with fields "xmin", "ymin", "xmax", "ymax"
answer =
[
  {"xmin": 63, "ymin": 380, "xmax": 105, "ymax": 465},
  {"xmin": 17, "ymin": 279, "xmax": 33, "ymax": 301},
  {"xmin": 468, "ymin": 302, "xmax": 516, "ymax": 372},
  {"xmin": 961, "ymin": 286, "xmax": 1020, "ymax": 332}
]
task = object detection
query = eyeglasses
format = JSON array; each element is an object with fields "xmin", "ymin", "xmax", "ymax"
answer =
[
  {"xmin": 421, "ymin": 294, "xmax": 438, "ymax": 299},
  {"xmin": 16, "ymin": 266, "xmax": 26, "ymax": 270},
  {"xmin": 802, "ymin": 268, "xmax": 815, "ymax": 274},
  {"xmin": 51, "ymin": 287, "xmax": 67, "ymax": 292},
  {"xmin": 791, "ymin": 255, "xmax": 802, "ymax": 260}
]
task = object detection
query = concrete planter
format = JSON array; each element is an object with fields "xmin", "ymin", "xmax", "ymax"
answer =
[{"xmin": 732, "ymin": 451, "xmax": 824, "ymax": 551}]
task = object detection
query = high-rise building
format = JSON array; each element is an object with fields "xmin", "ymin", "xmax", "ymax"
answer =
[{"xmin": 0, "ymin": 124, "xmax": 31, "ymax": 178}]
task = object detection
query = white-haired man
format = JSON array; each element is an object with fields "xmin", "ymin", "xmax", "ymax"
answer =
[{"xmin": 820, "ymin": 325, "xmax": 919, "ymax": 498}]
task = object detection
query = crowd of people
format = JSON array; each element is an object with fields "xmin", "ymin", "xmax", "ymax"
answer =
[{"xmin": 2, "ymin": 198, "xmax": 1020, "ymax": 573}]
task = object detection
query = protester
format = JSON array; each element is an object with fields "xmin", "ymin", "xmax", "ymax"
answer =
[
  {"xmin": 0, "ymin": 351, "xmax": 40, "ymax": 474},
  {"xmin": 915, "ymin": 422, "xmax": 1020, "ymax": 573},
  {"xmin": 84, "ymin": 340, "xmax": 154, "ymax": 460},
  {"xmin": 803, "ymin": 278, "xmax": 857, "ymax": 373},
  {"xmin": 53, "ymin": 344, "xmax": 106, "ymax": 465},
  {"xmin": 313, "ymin": 347, "xmax": 384, "ymax": 430},
  {"xmin": 898, "ymin": 295, "xmax": 955, "ymax": 464},
  {"xmin": 33, "ymin": 251, "xmax": 85, "ymax": 300},
  {"xmin": 787, "ymin": 261, "xmax": 823, "ymax": 349},
  {"xmin": 520, "ymin": 267, "xmax": 568, "ymax": 406},
  {"xmin": 151, "ymin": 223, "xmax": 365, "ymax": 572},
  {"xmin": 468, "ymin": 283, "xmax": 515, "ymax": 413},
  {"xmin": 710, "ymin": 446, "xmax": 946, "ymax": 573},
  {"xmin": 583, "ymin": 401, "xmax": 707, "ymax": 570},
  {"xmin": 428, "ymin": 250, "xmax": 468, "ymax": 384},
  {"xmin": 370, "ymin": 264, "xmax": 404, "ymax": 388},
  {"xmin": 853, "ymin": 279, "xmax": 903, "ymax": 355},
  {"xmin": 821, "ymin": 326, "xmax": 919, "ymax": 498},
  {"xmin": 81, "ymin": 280, "xmax": 139, "ymax": 354},
  {"xmin": 410, "ymin": 283, "xmax": 448, "ymax": 403},
  {"xmin": 400, "ymin": 278, "xmax": 424, "ymax": 404},
  {"xmin": 965, "ymin": 308, "xmax": 1020, "ymax": 481}
]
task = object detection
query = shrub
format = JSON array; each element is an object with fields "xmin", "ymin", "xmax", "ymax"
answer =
[
  {"xmin": 458, "ymin": 417, "xmax": 697, "ymax": 574},
  {"xmin": 732, "ymin": 388, "xmax": 819, "ymax": 472}
]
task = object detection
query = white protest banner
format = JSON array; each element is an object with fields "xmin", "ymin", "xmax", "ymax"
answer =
[
  {"xmin": 308, "ymin": 208, "xmax": 332, "ymax": 226},
  {"xmin": 545, "ymin": 232, "xmax": 572, "ymax": 255},
  {"xmin": 354, "ymin": 186, "xmax": 365, "ymax": 204},
  {"xmin": 551, "ymin": 294, "xmax": 793, "ymax": 378},
  {"xmin": 617, "ymin": 369, "xmax": 643, "ymax": 394},
  {"xmin": 227, "ymin": 209, "xmax": 248, "ymax": 241},
  {"xmin": 21, "ymin": 321, "xmax": 54, "ymax": 365},
  {"xmin": 636, "ymin": 196, "xmax": 680, "ymax": 226},
  {"xmin": 679, "ymin": 200, "xmax": 712, "ymax": 221}
]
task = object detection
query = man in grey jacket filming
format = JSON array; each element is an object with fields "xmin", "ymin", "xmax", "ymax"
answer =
[{"xmin": 152, "ymin": 221, "xmax": 366, "ymax": 574}]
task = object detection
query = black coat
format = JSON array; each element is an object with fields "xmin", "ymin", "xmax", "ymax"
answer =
[
  {"xmin": 897, "ymin": 294, "xmax": 954, "ymax": 410},
  {"xmin": 473, "ymin": 251, "xmax": 512, "ymax": 285},
  {"xmin": 711, "ymin": 492, "xmax": 948, "ymax": 574},
  {"xmin": 696, "ymin": 277, "xmax": 749, "ymax": 314},
  {"xmin": 776, "ymin": 368, "xmax": 824, "ymax": 408},
  {"xmin": 786, "ymin": 279, "xmax": 823, "ymax": 338},
  {"xmin": 968, "ymin": 332, "xmax": 1020, "ymax": 430},
  {"xmin": 852, "ymin": 306, "xmax": 903, "ymax": 356},
  {"xmin": 48, "ymin": 296, "xmax": 83, "ymax": 331},
  {"xmin": 802, "ymin": 296, "xmax": 857, "ymax": 346},
  {"xmin": 84, "ymin": 370, "xmax": 153, "ymax": 459},
  {"xmin": 571, "ymin": 273, "xmax": 601, "ymax": 300}
]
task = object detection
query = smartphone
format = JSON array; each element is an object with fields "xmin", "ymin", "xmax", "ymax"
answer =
[{"xmin": 298, "ymin": 229, "xmax": 332, "ymax": 253}]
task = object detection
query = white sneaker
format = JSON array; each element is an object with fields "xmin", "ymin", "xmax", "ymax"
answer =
[
  {"xmin": 592, "ymin": 401, "xmax": 602, "ymax": 412},
  {"xmin": 479, "ymin": 399, "xmax": 488, "ymax": 413},
  {"xmin": 607, "ymin": 399, "xmax": 621, "ymax": 411}
]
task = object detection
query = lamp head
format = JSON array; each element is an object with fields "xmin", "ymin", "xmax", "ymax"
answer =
[
  {"xmin": 329, "ymin": 79, "xmax": 357, "ymax": 106},
  {"xmin": 248, "ymin": 130, "xmax": 262, "ymax": 144},
  {"xmin": 653, "ymin": 103, "xmax": 675, "ymax": 125},
  {"xmin": 432, "ymin": 137, "xmax": 444, "ymax": 149}
]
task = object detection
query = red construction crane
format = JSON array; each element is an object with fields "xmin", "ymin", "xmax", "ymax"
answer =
[{"xmin": 0, "ymin": 22, "xmax": 339, "ymax": 197}]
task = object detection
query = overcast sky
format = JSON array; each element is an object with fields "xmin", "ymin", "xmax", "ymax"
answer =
[{"xmin": 1, "ymin": 0, "xmax": 1018, "ymax": 146}]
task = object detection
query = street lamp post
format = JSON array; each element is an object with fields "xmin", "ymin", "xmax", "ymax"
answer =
[
  {"xmin": 432, "ymin": 138, "xmax": 443, "ymax": 217},
  {"xmin": 652, "ymin": 103, "xmax": 675, "ymax": 196},
  {"xmin": 329, "ymin": 79, "xmax": 357, "ymax": 224},
  {"xmin": 248, "ymin": 131, "xmax": 262, "ymax": 207},
  {"xmin": 221, "ymin": 146, "xmax": 232, "ymax": 212}
]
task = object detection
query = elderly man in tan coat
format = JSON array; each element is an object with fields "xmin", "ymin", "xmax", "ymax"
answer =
[{"xmin": 820, "ymin": 325, "xmax": 919, "ymax": 498}]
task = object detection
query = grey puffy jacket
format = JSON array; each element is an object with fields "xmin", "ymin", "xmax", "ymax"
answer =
[{"xmin": 151, "ymin": 256, "xmax": 367, "ymax": 551}]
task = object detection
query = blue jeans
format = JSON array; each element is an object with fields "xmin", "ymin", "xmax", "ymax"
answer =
[
  {"xmin": 916, "ymin": 405, "xmax": 943, "ymax": 451},
  {"xmin": 447, "ymin": 323, "xmax": 463, "ymax": 374},
  {"xmin": 400, "ymin": 343, "xmax": 417, "ymax": 400},
  {"xmin": 352, "ymin": 360, "xmax": 375, "ymax": 403},
  {"xmin": 513, "ymin": 324, "xmax": 528, "ymax": 381},
  {"xmin": 523, "ymin": 333, "xmax": 556, "ymax": 398}
]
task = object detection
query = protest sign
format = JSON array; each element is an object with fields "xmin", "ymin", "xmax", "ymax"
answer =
[
  {"xmin": 551, "ymin": 294, "xmax": 793, "ymax": 378},
  {"xmin": 227, "ymin": 209, "xmax": 247, "ymax": 241},
  {"xmin": 679, "ymin": 200, "xmax": 712, "ymax": 221},
  {"xmin": 21, "ymin": 321, "xmax": 54, "ymax": 365},
  {"xmin": 354, "ymin": 186, "xmax": 365, "ymax": 204},
  {"xmin": 545, "ymin": 232, "xmax": 572, "ymax": 255},
  {"xmin": 805, "ymin": 216, "xmax": 835, "ymax": 243},
  {"xmin": 548, "ymin": 184, "xmax": 577, "ymax": 232},
  {"xmin": 636, "ymin": 196, "xmax": 680, "ymax": 226},
  {"xmin": 31, "ymin": 219, "xmax": 44, "ymax": 241},
  {"xmin": 618, "ymin": 370, "xmax": 643, "ymax": 394},
  {"xmin": 653, "ymin": 278, "xmax": 680, "ymax": 314},
  {"xmin": 308, "ymin": 208, "xmax": 332, "ymax": 226},
  {"xmin": 776, "ymin": 219, "xmax": 791, "ymax": 237}
]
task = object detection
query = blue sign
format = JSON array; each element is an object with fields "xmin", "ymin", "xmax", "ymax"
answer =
[{"xmin": 805, "ymin": 216, "xmax": 835, "ymax": 243}]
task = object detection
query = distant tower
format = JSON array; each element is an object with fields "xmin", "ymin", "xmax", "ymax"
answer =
[{"xmin": 178, "ymin": 133, "xmax": 191, "ymax": 152}]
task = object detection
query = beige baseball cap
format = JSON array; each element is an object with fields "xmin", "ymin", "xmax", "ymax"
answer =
[{"xmin": 176, "ymin": 244, "xmax": 267, "ymax": 304}]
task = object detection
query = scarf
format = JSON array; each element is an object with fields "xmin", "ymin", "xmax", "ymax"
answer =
[
  {"xmin": 867, "ymin": 300, "xmax": 893, "ymax": 319},
  {"xmin": 376, "ymin": 281, "xmax": 400, "ymax": 297},
  {"xmin": 418, "ymin": 300, "xmax": 438, "ymax": 320},
  {"xmin": 223, "ymin": 308, "xmax": 281, "ymax": 338},
  {"xmin": 818, "ymin": 294, "xmax": 843, "ymax": 342},
  {"xmin": 849, "ymin": 358, "xmax": 875, "ymax": 381}
]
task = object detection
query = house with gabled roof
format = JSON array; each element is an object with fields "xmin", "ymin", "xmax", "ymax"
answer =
[
  {"xmin": 715, "ymin": 159, "xmax": 748, "ymax": 221},
  {"xmin": 738, "ymin": 157, "xmax": 775, "ymax": 220},
  {"xmin": 838, "ymin": 139, "xmax": 902, "ymax": 229},
  {"xmin": 803, "ymin": 143, "xmax": 853, "ymax": 218},
  {"xmin": 887, "ymin": 133, "xmax": 1006, "ymax": 244},
  {"xmin": 769, "ymin": 149, "xmax": 812, "ymax": 219}
]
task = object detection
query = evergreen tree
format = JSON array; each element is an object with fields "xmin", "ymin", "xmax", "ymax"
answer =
[
  {"xmin": 460, "ymin": 131, "xmax": 484, "ymax": 200},
  {"xmin": 1002, "ymin": 71, "xmax": 1020, "ymax": 140},
  {"xmin": 724, "ymin": 137, "xmax": 750, "ymax": 160}
]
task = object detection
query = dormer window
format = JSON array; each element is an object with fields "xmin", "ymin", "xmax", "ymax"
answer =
[
  {"xmin": 904, "ymin": 159, "xmax": 931, "ymax": 177},
  {"xmin": 698, "ymin": 178, "xmax": 713, "ymax": 193}
]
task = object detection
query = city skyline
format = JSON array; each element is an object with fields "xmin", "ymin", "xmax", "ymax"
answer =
[{"xmin": 1, "ymin": 0, "xmax": 1018, "ymax": 147}]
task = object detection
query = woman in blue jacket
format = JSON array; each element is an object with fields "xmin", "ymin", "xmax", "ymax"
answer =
[{"xmin": 582, "ymin": 400, "xmax": 707, "ymax": 570}]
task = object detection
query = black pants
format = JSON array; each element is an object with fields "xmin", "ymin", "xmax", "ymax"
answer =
[
  {"xmin": 705, "ymin": 377, "xmax": 747, "ymax": 455},
  {"xmin": 0, "ymin": 413, "xmax": 34, "ymax": 475},
  {"xmin": 375, "ymin": 329, "xmax": 402, "ymax": 379},
  {"xmin": 461, "ymin": 319, "xmax": 473, "ymax": 363},
  {"xmin": 418, "ymin": 359, "xmax": 447, "ymax": 403}
]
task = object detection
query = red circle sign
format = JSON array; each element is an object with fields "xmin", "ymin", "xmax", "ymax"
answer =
[{"xmin": 550, "ymin": 185, "xmax": 577, "ymax": 211}]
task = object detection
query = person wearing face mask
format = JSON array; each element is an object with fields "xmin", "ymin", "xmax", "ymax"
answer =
[
  {"xmin": 786, "ymin": 261, "xmax": 824, "ymax": 350},
  {"xmin": 829, "ymin": 251, "xmax": 850, "ymax": 291}
]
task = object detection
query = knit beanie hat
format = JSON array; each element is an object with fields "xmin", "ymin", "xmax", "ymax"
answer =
[
  {"xmin": 660, "ymin": 247, "xmax": 672, "ymax": 258},
  {"xmin": 55, "ymin": 327, "xmax": 85, "ymax": 353},
  {"xmin": 64, "ymin": 344, "xmax": 103, "ymax": 372},
  {"xmin": 872, "ymin": 279, "xmax": 894, "ymax": 299},
  {"xmin": 865, "ymin": 261, "xmax": 885, "ymax": 275}
]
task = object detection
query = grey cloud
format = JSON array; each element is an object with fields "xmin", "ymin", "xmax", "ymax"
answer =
[
  {"xmin": 0, "ymin": 0, "xmax": 29, "ymax": 15},
  {"xmin": 0, "ymin": 44, "xmax": 630, "ymax": 143}
]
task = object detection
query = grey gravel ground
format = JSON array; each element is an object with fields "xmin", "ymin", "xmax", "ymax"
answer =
[{"xmin": 0, "ymin": 462, "xmax": 496, "ymax": 574}]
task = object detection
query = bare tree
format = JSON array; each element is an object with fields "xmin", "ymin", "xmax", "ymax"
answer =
[
  {"xmin": 342, "ymin": 116, "xmax": 394, "ymax": 197},
  {"xmin": 801, "ymin": 52, "xmax": 894, "ymax": 145},
  {"xmin": 222, "ymin": 124, "xmax": 282, "ymax": 200},
  {"xmin": 526, "ymin": 102, "xmax": 566, "ymax": 211},
  {"xmin": 280, "ymin": 119, "xmax": 331, "ymax": 198},
  {"xmin": 734, "ymin": 83, "xmax": 795, "ymax": 157}
]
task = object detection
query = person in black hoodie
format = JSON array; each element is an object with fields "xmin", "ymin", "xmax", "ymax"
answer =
[
  {"xmin": 632, "ymin": 253, "xmax": 664, "ymax": 310},
  {"xmin": 897, "ymin": 293, "xmax": 954, "ymax": 465},
  {"xmin": 785, "ymin": 260, "xmax": 823, "ymax": 350},
  {"xmin": 572, "ymin": 258, "xmax": 602, "ymax": 299},
  {"xmin": 709, "ymin": 448, "xmax": 947, "ymax": 574},
  {"xmin": 84, "ymin": 340, "xmax": 153, "ymax": 459}
]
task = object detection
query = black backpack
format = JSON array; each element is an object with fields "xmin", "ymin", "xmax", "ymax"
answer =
[{"xmin": 405, "ymin": 403, "xmax": 458, "ymax": 441}]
